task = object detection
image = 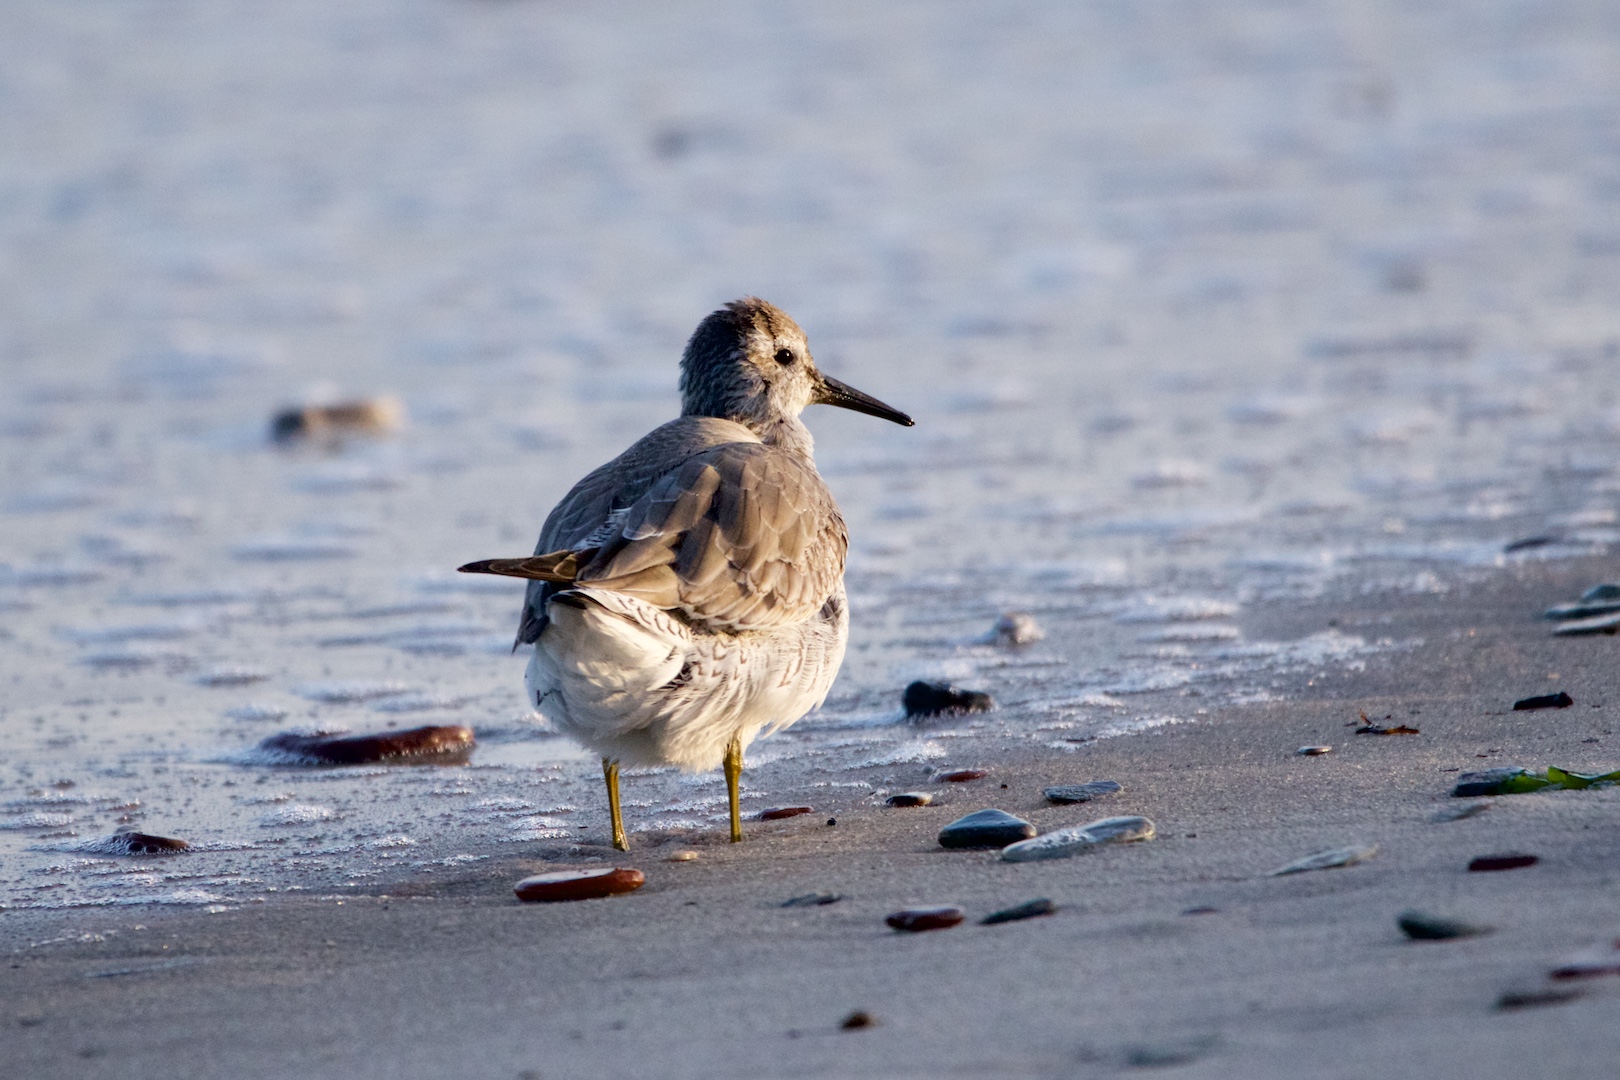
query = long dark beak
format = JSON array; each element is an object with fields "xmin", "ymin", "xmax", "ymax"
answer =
[{"xmin": 815, "ymin": 374, "xmax": 914, "ymax": 426}]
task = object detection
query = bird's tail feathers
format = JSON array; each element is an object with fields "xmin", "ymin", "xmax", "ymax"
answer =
[{"xmin": 458, "ymin": 548, "xmax": 597, "ymax": 582}]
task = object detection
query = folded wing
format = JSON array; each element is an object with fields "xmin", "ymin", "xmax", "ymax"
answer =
[{"xmin": 577, "ymin": 442, "xmax": 846, "ymax": 632}]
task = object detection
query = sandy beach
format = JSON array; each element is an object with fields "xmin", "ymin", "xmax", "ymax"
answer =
[
  {"xmin": 5, "ymin": 1, "xmax": 1620, "ymax": 1076},
  {"xmin": 5, "ymin": 556, "xmax": 1619, "ymax": 1079}
]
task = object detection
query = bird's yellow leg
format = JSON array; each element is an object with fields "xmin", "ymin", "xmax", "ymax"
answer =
[
  {"xmin": 724, "ymin": 735, "xmax": 744, "ymax": 843},
  {"xmin": 602, "ymin": 758, "xmax": 628, "ymax": 852}
]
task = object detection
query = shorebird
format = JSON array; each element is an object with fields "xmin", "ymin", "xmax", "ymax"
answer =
[{"xmin": 459, "ymin": 298, "xmax": 913, "ymax": 850}]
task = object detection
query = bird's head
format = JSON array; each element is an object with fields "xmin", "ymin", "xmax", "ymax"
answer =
[{"xmin": 679, "ymin": 297, "xmax": 913, "ymax": 435}]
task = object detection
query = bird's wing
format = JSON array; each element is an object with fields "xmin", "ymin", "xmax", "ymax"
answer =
[
  {"xmin": 576, "ymin": 441, "xmax": 847, "ymax": 632},
  {"xmin": 513, "ymin": 417, "xmax": 760, "ymax": 645}
]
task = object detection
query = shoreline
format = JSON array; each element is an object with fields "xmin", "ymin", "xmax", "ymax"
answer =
[{"xmin": 6, "ymin": 555, "xmax": 1620, "ymax": 1078}]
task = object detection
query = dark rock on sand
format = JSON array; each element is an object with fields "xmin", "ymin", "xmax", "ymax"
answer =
[
  {"xmin": 938, "ymin": 809, "xmax": 1036, "ymax": 849},
  {"xmin": 513, "ymin": 867, "xmax": 644, "ymax": 902},
  {"xmin": 1043, "ymin": 780, "xmax": 1122, "ymax": 804},
  {"xmin": 260, "ymin": 725, "xmax": 474, "ymax": 765},
  {"xmin": 840, "ymin": 1010, "xmax": 877, "ymax": 1030},
  {"xmin": 1451, "ymin": 767, "xmax": 1528, "ymax": 797},
  {"xmin": 1544, "ymin": 583, "xmax": 1620, "ymax": 621},
  {"xmin": 1296, "ymin": 745, "xmax": 1332, "ymax": 756},
  {"xmin": 885, "ymin": 905, "xmax": 965, "ymax": 932},
  {"xmin": 1468, "ymin": 853, "xmax": 1538, "ymax": 872},
  {"xmin": 781, "ymin": 892, "xmax": 841, "ymax": 908},
  {"xmin": 981, "ymin": 898, "xmax": 1056, "ymax": 925},
  {"xmin": 1549, "ymin": 939, "xmax": 1620, "ymax": 980},
  {"xmin": 903, "ymin": 681, "xmax": 994, "ymax": 718},
  {"xmin": 1397, "ymin": 910, "xmax": 1490, "ymax": 940},
  {"xmin": 111, "ymin": 829, "xmax": 189, "ymax": 855},
  {"xmin": 1496, "ymin": 984, "xmax": 1587, "ymax": 1010},
  {"xmin": 1513, "ymin": 691, "xmax": 1573, "ymax": 710},
  {"xmin": 757, "ymin": 806, "xmax": 812, "ymax": 820},
  {"xmin": 885, "ymin": 792, "xmax": 933, "ymax": 807}
]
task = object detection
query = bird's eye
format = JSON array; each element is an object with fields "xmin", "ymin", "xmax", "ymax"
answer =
[{"xmin": 774, "ymin": 348, "xmax": 795, "ymax": 366}]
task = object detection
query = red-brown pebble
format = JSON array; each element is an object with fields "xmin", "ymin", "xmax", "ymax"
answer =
[
  {"xmin": 262, "ymin": 725, "xmax": 474, "ymax": 765},
  {"xmin": 1468, "ymin": 853, "xmax": 1538, "ymax": 872},
  {"xmin": 886, "ymin": 905, "xmax": 966, "ymax": 932},
  {"xmin": 513, "ymin": 867, "xmax": 645, "ymax": 902},
  {"xmin": 933, "ymin": 769, "xmax": 987, "ymax": 783},
  {"xmin": 758, "ymin": 806, "xmax": 813, "ymax": 820}
]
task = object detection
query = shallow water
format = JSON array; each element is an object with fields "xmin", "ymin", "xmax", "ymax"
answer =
[{"xmin": 2, "ymin": 0, "xmax": 1619, "ymax": 908}]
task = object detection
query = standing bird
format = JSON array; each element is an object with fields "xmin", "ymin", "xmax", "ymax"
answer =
[{"xmin": 459, "ymin": 298, "xmax": 913, "ymax": 850}]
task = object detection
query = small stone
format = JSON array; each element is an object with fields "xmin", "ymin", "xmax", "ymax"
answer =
[
  {"xmin": 1552, "ymin": 611, "xmax": 1620, "ymax": 635},
  {"xmin": 984, "ymin": 612, "xmax": 1043, "ymax": 646},
  {"xmin": 1451, "ymin": 767, "xmax": 1534, "ymax": 797},
  {"xmin": 271, "ymin": 397, "xmax": 404, "ymax": 444},
  {"xmin": 885, "ymin": 905, "xmax": 965, "ymax": 932},
  {"xmin": 513, "ymin": 867, "xmax": 644, "ymax": 902},
  {"xmin": 981, "ymin": 898, "xmax": 1056, "ymax": 925},
  {"xmin": 1043, "ymin": 780, "xmax": 1122, "ymax": 804},
  {"xmin": 1397, "ymin": 910, "xmax": 1490, "ymax": 940},
  {"xmin": 903, "ymin": 681, "xmax": 994, "ymax": 718},
  {"xmin": 1549, "ymin": 939, "xmax": 1620, "ymax": 980},
  {"xmin": 885, "ymin": 792, "xmax": 933, "ymax": 807},
  {"xmin": 1000, "ymin": 816, "xmax": 1155, "ymax": 862},
  {"xmin": 840, "ymin": 1010, "xmax": 877, "ymax": 1030},
  {"xmin": 938, "ymin": 809, "xmax": 1035, "ymax": 849},
  {"xmin": 1269, "ymin": 843, "xmax": 1378, "ymax": 876},
  {"xmin": 1513, "ymin": 692, "xmax": 1574, "ymax": 711},
  {"xmin": 781, "ymin": 892, "xmax": 841, "ymax": 908},
  {"xmin": 260, "ymin": 725, "xmax": 474, "ymax": 766},
  {"xmin": 1297, "ymin": 745, "xmax": 1332, "ymax": 756},
  {"xmin": 932, "ymin": 768, "xmax": 987, "ymax": 783},
  {"xmin": 1496, "ymin": 984, "xmax": 1587, "ymax": 1010},
  {"xmin": 113, "ymin": 830, "xmax": 190, "ymax": 855},
  {"xmin": 1180, "ymin": 906, "xmax": 1220, "ymax": 916},
  {"xmin": 1468, "ymin": 853, "xmax": 1538, "ymax": 872},
  {"xmin": 757, "ymin": 806, "xmax": 813, "ymax": 821},
  {"xmin": 666, "ymin": 850, "xmax": 699, "ymax": 862}
]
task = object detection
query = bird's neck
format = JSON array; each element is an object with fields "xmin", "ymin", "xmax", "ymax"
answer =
[{"xmin": 751, "ymin": 414, "xmax": 816, "ymax": 458}]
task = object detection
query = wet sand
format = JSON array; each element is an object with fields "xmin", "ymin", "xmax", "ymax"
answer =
[{"xmin": 5, "ymin": 557, "xmax": 1619, "ymax": 1080}]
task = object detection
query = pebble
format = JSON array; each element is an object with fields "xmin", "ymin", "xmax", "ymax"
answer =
[
  {"xmin": 1552, "ymin": 611, "xmax": 1620, "ymax": 636},
  {"xmin": 932, "ymin": 768, "xmax": 987, "ymax": 783},
  {"xmin": 260, "ymin": 725, "xmax": 475, "ymax": 765},
  {"xmin": 981, "ymin": 898, "xmax": 1056, "ymax": 925},
  {"xmin": 885, "ymin": 792, "xmax": 933, "ymax": 807},
  {"xmin": 1496, "ymin": 984, "xmax": 1587, "ymax": 1010},
  {"xmin": 1468, "ymin": 853, "xmax": 1538, "ymax": 872},
  {"xmin": 1001, "ymin": 815, "xmax": 1155, "ymax": 862},
  {"xmin": 1296, "ymin": 745, "xmax": 1332, "ymax": 756},
  {"xmin": 1544, "ymin": 583, "xmax": 1620, "ymax": 621},
  {"xmin": 112, "ymin": 830, "xmax": 190, "ymax": 855},
  {"xmin": 1549, "ymin": 939, "xmax": 1620, "ymax": 980},
  {"xmin": 1043, "ymin": 780, "xmax": 1122, "ymax": 803},
  {"xmin": 937, "ymin": 809, "xmax": 1036, "ymax": 849},
  {"xmin": 840, "ymin": 1010, "xmax": 877, "ymax": 1030},
  {"xmin": 903, "ymin": 681, "xmax": 995, "ymax": 718},
  {"xmin": 1269, "ymin": 843, "xmax": 1378, "ymax": 876},
  {"xmin": 1397, "ymin": 910, "xmax": 1490, "ymax": 940},
  {"xmin": 271, "ymin": 397, "xmax": 404, "ymax": 443},
  {"xmin": 666, "ymin": 850, "xmax": 699, "ymax": 862},
  {"xmin": 513, "ymin": 867, "xmax": 645, "ymax": 902},
  {"xmin": 757, "ymin": 806, "xmax": 813, "ymax": 820},
  {"xmin": 885, "ymin": 905, "xmax": 965, "ymax": 932},
  {"xmin": 1450, "ymin": 767, "xmax": 1536, "ymax": 797},
  {"xmin": 984, "ymin": 612, "xmax": 1044, "ymax": 646},
  {"xmin": 782, "ymin": 892, "xmax": 842, "ymax": 907},
  {"xmin": 1513, "ymin": 691, "xmax": 1573, "ymax": 711}
]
